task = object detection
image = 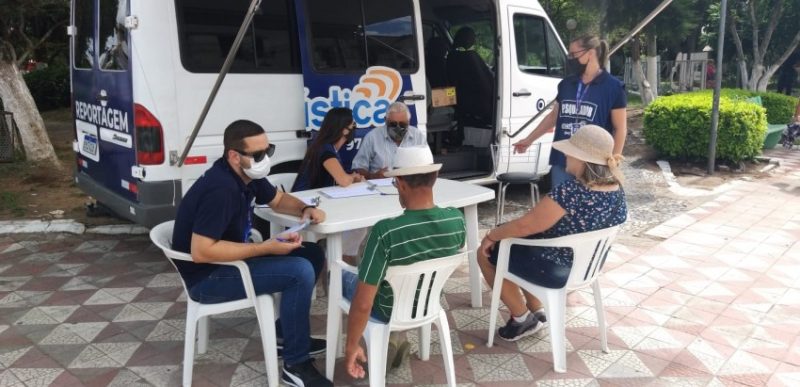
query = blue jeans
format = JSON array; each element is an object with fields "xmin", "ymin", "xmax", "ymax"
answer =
[
  {"xmin": 550, "ymin": 164, "xmax": 572, "ymax": 189},
  {"xmin": 188, "ymin": 255, "xmax": 317, "ymax": 366},
  {"xmin": 342, "ymin": 271, "xmax": 389, "ymax": 323}
]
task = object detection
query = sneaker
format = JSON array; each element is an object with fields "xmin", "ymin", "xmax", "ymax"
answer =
[
  {"xmin": 533, "ymin": 308, "xmax": 547, "ymax": 324},
  {"xmin": 498, "ymin": 312, "xmax": 546, "ymax": 341},
  {"xmin": 282, "ymin": 359, "xmax": 332, "ymax": 387},
  {"xmin": 277, "ymin": 337, "xmax": 326, "ymax": 358}
]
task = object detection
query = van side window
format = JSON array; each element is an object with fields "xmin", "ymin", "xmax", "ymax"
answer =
[
  {"xmin": 306, "ymin": 0, "xmax": 418, "ymax": 73},
  {"xmin": 363, "ymin": 1, "xmax": 416, "ymax": 70},
  {"xmin": 175, "ymin": 0, "xmax": 301, "ymax": 74},
  {"xmin": 73, "ymin": 0, "xmax": 95, "ymax": 69},
  {"xmin": 513, "ymin": 14, "xmax": 564, "ymax": 77},
  {"xmin": 99, "ymin": 0, "xmax": 129, "ymax": 71}
]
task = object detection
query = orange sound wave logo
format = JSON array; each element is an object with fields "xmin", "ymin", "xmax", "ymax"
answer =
[
  {"xmin": 304, "ymin": 66, "xmax": 404, "ymax": 129},
  {"xmin": 353, "ymin": 66, "xmax": 402, "ymax": 101}
]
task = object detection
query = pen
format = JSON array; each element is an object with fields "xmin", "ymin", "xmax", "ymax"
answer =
[{"xmin": 280, "ymin": 184, "xmax": 286, "ymax": 192}]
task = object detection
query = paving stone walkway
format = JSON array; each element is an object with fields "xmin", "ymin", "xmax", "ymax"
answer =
[{"xmin": 0, "ymin": 149, "xmax": 798, "ymax": 386}]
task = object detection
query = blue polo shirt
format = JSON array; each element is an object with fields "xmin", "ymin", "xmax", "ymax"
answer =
[
  {"xmin": 552, "ymin": 71, "xmax": 626, "ymax": 167},
  {"xmin": 171, "ymin": 158, "xmax": 277, "ymax": 290}
]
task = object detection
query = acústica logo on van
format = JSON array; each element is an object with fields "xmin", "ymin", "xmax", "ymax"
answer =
[{"xmin": 304, "ymin": 66, "xmax": 403, "ymax": 130}]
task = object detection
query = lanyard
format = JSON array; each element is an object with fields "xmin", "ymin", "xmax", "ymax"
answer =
[{"xmin": 575, "ymin": 82, "xmax": 590, "ymax": 117}]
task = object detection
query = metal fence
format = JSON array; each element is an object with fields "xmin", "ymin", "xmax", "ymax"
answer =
[{"xmin": 0, "ymin": 111, "xmax": 16, "ymax": 162}]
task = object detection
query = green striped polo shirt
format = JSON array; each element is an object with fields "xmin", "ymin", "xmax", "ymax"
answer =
[{"xmin": 358, "ymin": 206, "xmax": 466, "ymax": 321}]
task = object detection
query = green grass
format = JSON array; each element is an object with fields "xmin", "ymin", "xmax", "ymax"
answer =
[
  {"xmin": 0, "ymin": 191, "xmax": 25, "ymax": 217},
  {"xmin": 627, "ymin": 93, "xmax": 644, "ymax": 108}
]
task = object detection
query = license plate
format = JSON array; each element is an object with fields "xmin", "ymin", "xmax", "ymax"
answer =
[{"xmin": 82, "ymin": 133, "xmax": 98, "ymax": 156}]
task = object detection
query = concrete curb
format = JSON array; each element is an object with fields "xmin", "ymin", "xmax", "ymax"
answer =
[
  {"xmin": 0, "ymin": 220, "xmax": 149, "ymax": 235},
  {"xmin": 656, "ymin": 160, "xmax": 740, "ymax": 197}
]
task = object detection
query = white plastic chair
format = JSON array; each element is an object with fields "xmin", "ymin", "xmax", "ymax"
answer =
[
  {"xmin": 149, "ymin": 221, "xmax": 280, "ymax": 387},
  {"xmin": 487, "ymin": 226, "xmax": 620, "ymax": 373},
  {"xmin": 329, "ymin": 252, "xmax": 465, "ymax": 387}
]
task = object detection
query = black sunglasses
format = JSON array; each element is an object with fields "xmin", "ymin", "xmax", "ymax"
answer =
[
  {"xmin": 387, "ymin": 121, "xmax": 408, "ymax": 128},
  {"xmin": 235, "ymin": 143, "xmax": 275, "ymax": 162}
]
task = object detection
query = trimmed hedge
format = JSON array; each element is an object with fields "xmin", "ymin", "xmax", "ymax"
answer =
[
  {"xmin": 643, "ymin": 93, "xmax": 767, "ymax": 163},
  {"xmin": 23, "ymin": 64, "xmax": 70, "ymax": 112},
  {"xmin": 689, "ymin": 89, "xmax": 798, "ymax": 124}
]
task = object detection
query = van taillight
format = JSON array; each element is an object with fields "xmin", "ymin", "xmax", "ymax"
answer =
[{"xmin": 134, "ymin": 103, "xmax": 164, "ymax": 165}]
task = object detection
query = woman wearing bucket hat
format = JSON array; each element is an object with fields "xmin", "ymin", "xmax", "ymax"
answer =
[
  {"xmin": 513, "ymin": 34, "xmax": 627, "ymax": 189},
  {"xmin": 477, "ymin": 125, "xmax": 627, "ymax": 341}
]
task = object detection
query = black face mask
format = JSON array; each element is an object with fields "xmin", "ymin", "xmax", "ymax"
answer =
[
  {"xmin": 567, "ymin": 58, "xmax": 587, "ymax": 76},
  {"xmin": 387, "ymin": 122, "xmax": 409, "ymax": 142}
]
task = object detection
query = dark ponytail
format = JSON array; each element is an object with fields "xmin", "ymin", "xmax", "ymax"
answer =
[{"xmin": 598, "ymin": 40, "xmax": 609, "ymax": 69}]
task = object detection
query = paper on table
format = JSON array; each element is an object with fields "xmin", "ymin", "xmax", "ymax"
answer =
[
  {"xmin": 321, "ymin": 185, "xmax": 379, "ymax": 198},
  {"xmin": 367, "ymin": 178, "xmax": 394, "ymax": 187}
]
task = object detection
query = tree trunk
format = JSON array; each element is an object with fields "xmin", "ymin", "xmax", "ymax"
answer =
[
  {"xmin": 646, "ymin": 34, "xmax": 659, "ymax": 97},
  {"xmin": 0, "ymin": 60, "xmax": 62, "ymax": 167},
  {"xmin": 631, "ymin": 38, "xmax": 655, "ymax": 105}
]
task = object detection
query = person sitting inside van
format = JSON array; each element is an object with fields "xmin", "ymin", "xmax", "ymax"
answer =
[
  {"xmin": 343, "ymin": 146, "xmax": 466, "ymax": 378},
  {"xmin": 171, "ymin": 120, "xmax": 333, "ymax": 387},
  {"xmin": 426, "ymin": 36, "xmax": 450, "ymax": 88},
  {"xmin": 351, "ymin": 102, "xmax": 428, "ymax": 179},
  {"xmin": 446, "ymin": 26, "xmax": 494, "ymax": 130},
  {"xmin": 293, "ymin": 107, "xmax": 364, "ymax": 191}
]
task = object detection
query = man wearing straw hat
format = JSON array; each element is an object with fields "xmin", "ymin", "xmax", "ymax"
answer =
[
  {"xmin": 477, "ymin": 125, "xmax": 627, "ymax": 341},
  {"xmin": 342, "ymin": 146, "xmax": 467, "ymax": 379}
]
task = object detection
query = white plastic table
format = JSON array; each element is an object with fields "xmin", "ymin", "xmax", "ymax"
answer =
[{"xmin": 254, "ymin": 178, "xmax": 494, "ymax": 377}]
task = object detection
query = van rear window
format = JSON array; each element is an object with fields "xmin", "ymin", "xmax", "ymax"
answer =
[
  {"xmin": 99, "ymin": 0, "xmax": 129, "ymax": 71},
  {"xmin": 306, "ymin": 0, "xmax": 418, "ymax": 73},
  {"xmin": 175, "ymin": 0, "xmax": 300, "ymax": 74},
  {"xmin": 73, "ymin": 0, "xmax": 95, "ymax": 69}
]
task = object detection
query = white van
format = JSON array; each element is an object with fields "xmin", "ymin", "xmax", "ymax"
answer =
[{"xmin": 70, "ymin": 0, "xmax": 566, "ymax": 227}]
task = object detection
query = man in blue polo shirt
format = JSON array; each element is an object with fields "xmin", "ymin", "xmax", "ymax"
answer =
[{"xmin": 171, "ymin": 120, "xmax": 333, "ymax": 387}]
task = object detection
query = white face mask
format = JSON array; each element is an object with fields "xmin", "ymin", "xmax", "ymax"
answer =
[{"xmin": 243, "ymin": 155, "xmax": 271, "ymax": 179}]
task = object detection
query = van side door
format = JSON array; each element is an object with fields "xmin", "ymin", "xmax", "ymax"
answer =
[
  {"xmin": 500, "ymin": 5, "xmax": 565, "ymax": 173},
  {"xmin": 294, "ymin": 0, "xmax": 426, "ymax": 169}
]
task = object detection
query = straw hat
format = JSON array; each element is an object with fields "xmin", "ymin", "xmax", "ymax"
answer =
[
  {"xmin": 552, "ymin": 125, "xmax": 624, "ymax": 181},
  {"xmin": 384, "ymin": 146, "xmax": 442, "ymax": 177},
  {"xmin": 552, "ymin": 125, "xmax": 615, "ymax": 165}
]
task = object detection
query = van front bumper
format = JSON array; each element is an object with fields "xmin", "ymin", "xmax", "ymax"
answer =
[{"xmin": 75, "ymin": 171, "xmax": 181, "ymax": 228}]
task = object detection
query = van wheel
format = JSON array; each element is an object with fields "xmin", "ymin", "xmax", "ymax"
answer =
[{"xmin": 86, "ymin": 201, "xmax": 122, "ymax": 219}]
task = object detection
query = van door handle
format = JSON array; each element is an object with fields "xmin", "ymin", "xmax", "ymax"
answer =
[
  {"xmin": 513, "ymin": 90, "xmax": 532, "ymax": 97},
  {"xmin": 96, "ymin": 92, "xmax": 108, "ymax": 103},
  {"xmin": 398, "ymin": 94, "xmax": 425, "ymax": 101}
]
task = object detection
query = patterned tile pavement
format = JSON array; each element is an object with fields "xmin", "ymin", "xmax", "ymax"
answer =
[{"xmin": 0, "ymin": 149, "xmax": 799, "ymax": 386}]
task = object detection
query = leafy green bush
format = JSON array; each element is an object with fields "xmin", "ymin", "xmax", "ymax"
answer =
[
  {"xmin": 23, "ymin": 64, "xmax": 70, "ymax": 111},
  {"xmin": 689, "ymin": 89, "xmax": 798, "ymax": 124},
  {"xmin": 643, "ymin": 93, "xmax": 767, "ymax": 163}
]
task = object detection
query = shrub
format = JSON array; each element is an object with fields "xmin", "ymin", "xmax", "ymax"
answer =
[
  {"xmin": 689, "ymin": 89, "xmax": 798, "ymax": 124},
  {"xmin": 643, "ymin": 93, "xmax": 767, "ymax": 163},
  {"xmin": 23, "ymin": 64, "xmax": 70, "ymax": 112}
]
